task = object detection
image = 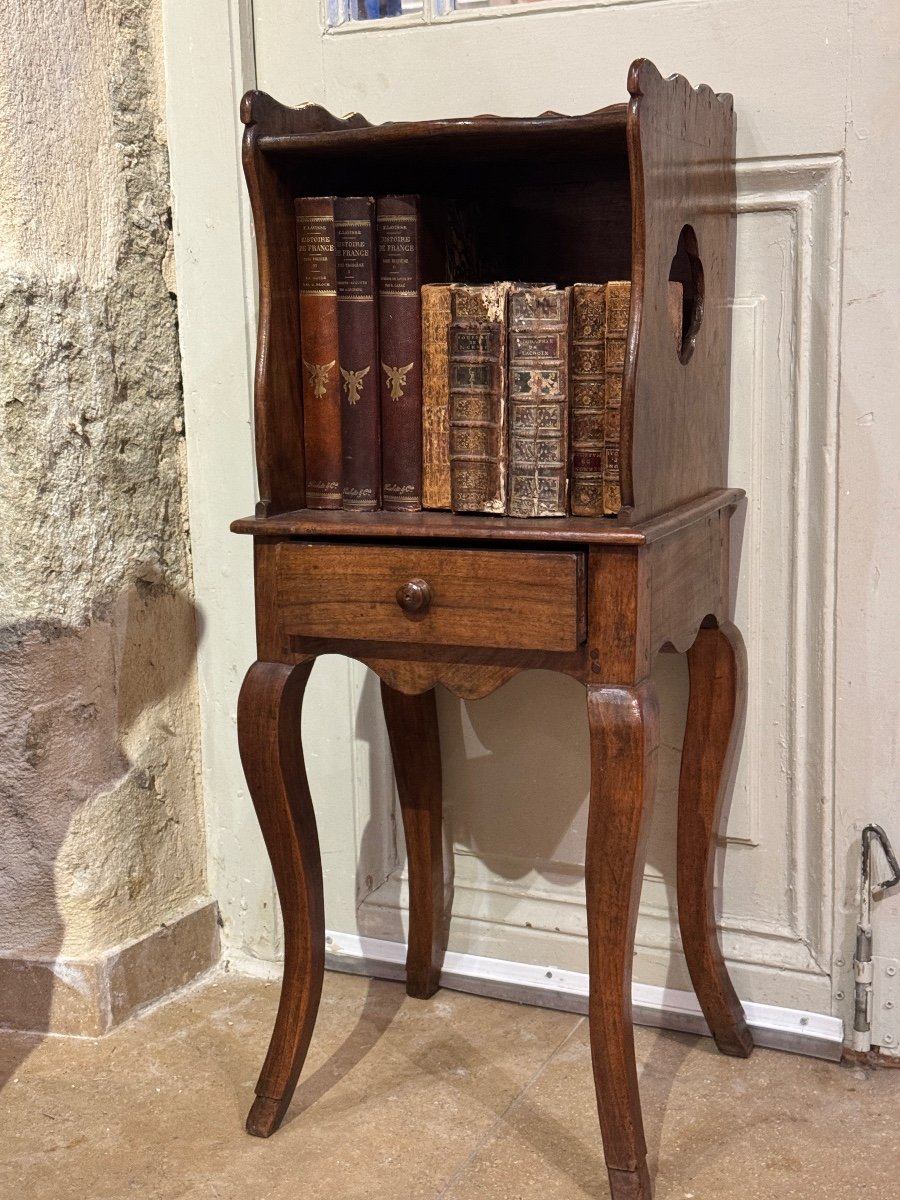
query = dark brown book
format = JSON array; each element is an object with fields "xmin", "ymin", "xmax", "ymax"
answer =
[
  {"xmin": 296, "ymin": 197, "xmax": 341, "ymax": 509},
  {"xmin": 569, "ymin": 284, "xmax": 606, "ymax": 517},
  {"xmin": 335, "ymin": 197, "xmax": 380, "ymax": 511},
  {"xmin": 602, "ymin": 280, "xmax": 630, "ymax": 516},
  {"xmin": 507, "ymin": 285, "xmax": 570, "ymax": 518},
  {"xmin": 377, "ymin": 195, "xmax": 422, "ymax": 512},
  {"xmin": 448, "ymin": 319, "xmax": 507, "ymax": 514}
]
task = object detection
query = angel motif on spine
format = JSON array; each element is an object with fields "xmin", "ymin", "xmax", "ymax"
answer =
[
  {"xmin": 303, "ymin": 359, "xmax": 336, "ymax": 399},
  {"xmin": 382, "ymin": 361, "xmax": 414, "ymax": 401},
  {"xmin": 340, "ymin": 364, "xmax": 371, "ymax": 406}
]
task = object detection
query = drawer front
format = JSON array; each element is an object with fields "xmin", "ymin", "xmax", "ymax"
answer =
[{"xmin": 272, "ymin": 543, "xmax": 586, "ymax": 652}]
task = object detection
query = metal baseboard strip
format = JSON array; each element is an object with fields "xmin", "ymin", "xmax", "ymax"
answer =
[{"xmin": 323, "ymin": 930, "xmax": 844, "ymax": 1062}]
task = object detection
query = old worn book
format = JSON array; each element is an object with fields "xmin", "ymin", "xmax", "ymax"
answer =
[
  {"xmin": 335, "ymin": 197, "xmax": 380, "ymax": 511},
  {"xmin": 667, "ymin": 280, "xmax": 686, "ymax": 356},
  {"xmin": 421, "ymin": 285, "xmax": 453, "ymax": 510},
  {"xmin": 602, "ymin": 280, "xmax": 684, "ymax": 515},
  {"xmin": 507, "ymin": 285, "xmax": 571, "ymax": 518},
  {"xmin": 448, "ymin": 319, "xmax": 507, "ymax": 514},
  {"xmin": 602, "ymin": 280, "xmax": 630, "ymax": 515},
  {"xmin": 424, "ymin": 283, "xmax": 511, "ymax": 511},
  {"xmin": 377, "ymin": 195, "xmax": 422, "ymax": 512},
  {"xmin": 296, "ymin": 196, "xmax": 341, "ymax": 510},
  {"xmin": 569, "ymin": 283, "xmax": 606, "ymax": 517}
]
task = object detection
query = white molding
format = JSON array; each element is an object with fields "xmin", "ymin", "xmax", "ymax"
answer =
[
  {"xmin": 362, "ymin": 867, "xmax": 828, "ymax": 977},
  {"xmin": 308, "ymin": 930, "xmax": 844, "ymax": 1061},
  {"xmin": 735, "ymin": 155, "xmax": 842, "ymax": 973},
  {"xmin": 727, "ymin": 295, "xmax": 764, "ymax": 848}
]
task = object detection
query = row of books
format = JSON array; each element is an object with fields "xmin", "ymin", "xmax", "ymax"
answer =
[{"xmin": 295, "ymin": 194, "xmax": 646, "ymax": 518}]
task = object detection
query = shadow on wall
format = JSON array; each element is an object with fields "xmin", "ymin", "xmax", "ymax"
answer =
[
  {"xmin": 0, "ymin": 580, "xmax": 201, "ymax": 1093},
  {"xmin": 351, "ymin": 655, "xmax": 705, "ymax": 985},
  {"xmin": 327, "ymin": 647, "xmax": 746, "ymax": 1186}
]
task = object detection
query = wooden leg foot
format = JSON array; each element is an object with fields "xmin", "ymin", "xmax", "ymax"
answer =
[
  {"xmin": 238, "ymin": 660, "xmax": 325, "ymax": 1136},
  {"xmin": 586, "ymin": 682, "xmax": 659, "ymax": 1200},
  {"xmin": 608, "ymin": 1161, "xmax": 653, "ymax": 1200},
  {"xmin": 246, "ymin": 1094, "xmax": 288, "ymax": 1139},
  {"xmin": 381, "ymin": 683, "xmax": 446, "ymax": 999},
  {"xmin": 678, "ymin": 624, "xmax": 753, "ymax": 1059}
]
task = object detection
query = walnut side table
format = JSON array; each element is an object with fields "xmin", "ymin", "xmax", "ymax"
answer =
[{"xmin": 232, "ymin": 60, "xmax": 752, "ymax": 1200}]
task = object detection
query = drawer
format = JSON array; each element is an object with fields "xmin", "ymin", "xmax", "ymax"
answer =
[{"xmin": 271, "ymin": 542, "xmax": 586, "ymax": 652}]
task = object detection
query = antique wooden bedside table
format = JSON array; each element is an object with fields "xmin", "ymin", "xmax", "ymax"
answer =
[{"xmin": 231, "ymin": 60, "xmax": 752, "ymax": 1200}]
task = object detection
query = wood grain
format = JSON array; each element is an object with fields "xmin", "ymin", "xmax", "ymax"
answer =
[
  {"xmin": 381, "ymin": 684, "xmax": 447, "ymax": 998},
  {"xmin": 622, "ymin": 60, "xmax": 737, "ymax": 520},
  {"xmin": 237, "ymin": 660, "xmax": 323, "ymax": 1137},
  {"xmin": 241, "ymin": 96, "xmax": 308, "ymax": 515},
  {"xmin": 232, "ymin": 488, "xmax": 744, "ymax": 544},
  {"xmin": 270, "ymin": 542, "xmax": 586, "ymax": 652},
  {"xmin": 585, "ymin": 681, "xmax": 659, "ymax": 1200},
  {"xmin": 677, "ymin": 624, "xmax": 754, "ymax": 1058}
]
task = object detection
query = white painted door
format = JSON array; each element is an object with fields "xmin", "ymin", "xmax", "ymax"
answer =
[{"xmin": 164, "ymin": 0, "xmax": 900, "ymax": 1051}]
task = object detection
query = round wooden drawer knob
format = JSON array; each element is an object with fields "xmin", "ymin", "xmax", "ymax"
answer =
[{"xmin": 396, "ymin": 577, "xmax": 432, "ymax": 615}]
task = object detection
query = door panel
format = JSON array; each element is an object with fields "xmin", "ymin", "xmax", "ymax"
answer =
[{"xmin": 233, "ymin": 0, "xmax": 849, "ymax": 1019}]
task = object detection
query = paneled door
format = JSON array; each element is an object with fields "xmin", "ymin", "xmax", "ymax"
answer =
[{"xmin": 165, "ymin": 0, "xmax": 900, "ymax": 1053}]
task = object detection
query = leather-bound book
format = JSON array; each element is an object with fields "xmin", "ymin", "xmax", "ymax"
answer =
[
  {"xmin": 296, "ymin": 197, "xmax": 341, "ymax": 510},
  {"xmin": 602, "ymin": 280, "xmax": 631, "ymax": 516},
  {"xmin": 335, "ymin": 197, "xmax": 380, "ymax": 511},
  {"xmin": 507, "ymin": 285, "xmax": 571, "ymax": 518},
  {"xmin": 667, "ymin": 280, "xmax": 685, "ymax": 356},
  {"xmin": 421, "ymin": 284, "xmax": 453, "ymax": 510},
  {"xmin": 377, "ymin": 195, "xmax": 423, "ymax": 512},
  {"xmin": 600, "ymin": 280, "xmax": 683, "ymax": 515},
  {"xmin": 569, "ymin": 284, "xmax": 606, "ymax": 517},
  {"xmin": 423, "ymin": 283, "xmax": 511, "ymax": 511},
  {"xmin": 448, "ymin": 319, "xmax": 507, "ymax": 514}
]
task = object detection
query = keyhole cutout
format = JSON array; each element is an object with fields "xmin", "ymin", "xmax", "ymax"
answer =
[{"xmin": 668, "ymin": 225, "xmax": 704, "ymax": 364}]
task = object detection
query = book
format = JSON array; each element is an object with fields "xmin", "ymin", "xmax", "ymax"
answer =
[
  {"xmin": 334, "ymin": 197, "xmax": 380, "ymax": 511},
  {"xmin": 667, "ymin": 280, "xmax": 686, "ymax": 355},
  {"xmin": 602, "ymin": 280, "xmax": 630, "ymax": 515},
  {"xmin": 569, "ymin": 283, "xmax": 606, "ymax": 517},
  {"xmin": 421, "ymin": 285, "xmax": 453, "ymax": 510},
  {"xmin": 377, "ymin": 195, "xmax": 423, "ymax": 512},
  {"xmin": 424, "ymin": 283, "xmax": 512, "ymax": 511},
  {"xmin": 448, "ymin": 319, "xmax": 507, "ymax": 514},
  {"xmin": 295, "ymin": 197, "xmax": 342, "ymax": 510},
  {"xmin": 507, "ymin": 285, "xmax": 571, "ymax": 518},
  {"xmin": 600, "ymin": 280, "xmax": 683, "ymax": 516}
]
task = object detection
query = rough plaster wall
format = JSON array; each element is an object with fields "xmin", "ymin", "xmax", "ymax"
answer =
[{"xmin": 0, "ymin": 1, "xmax": 205, "ymax": 959}]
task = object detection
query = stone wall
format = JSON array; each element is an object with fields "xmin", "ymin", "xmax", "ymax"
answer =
[{"xmin": 0, "ymin": 0, "xmax": 215, "ymax": 1034}]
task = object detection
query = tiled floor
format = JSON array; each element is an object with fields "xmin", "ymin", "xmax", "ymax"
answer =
[{"xmin": 1, "ymin": 969, "xmax": 897, "ymax": 1199}]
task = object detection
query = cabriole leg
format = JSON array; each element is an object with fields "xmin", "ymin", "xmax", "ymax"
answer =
[
  {"xmin": 380, "ymin": 682, "xmax": 446, "ymax": 998},
  {"xmin": 585, "ymin": 681, "xmax": 659, "ymax": 1200},
  {"xmin": 238, "ymin": 659, "xmax": 324, "ymax": 1137},
  {"xmin": 677, "ymin": 623, "xmax": 754, "ymax": 1057}
]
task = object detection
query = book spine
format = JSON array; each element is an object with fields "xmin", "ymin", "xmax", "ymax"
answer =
[
  {"xmin": 296, "ymin": 197, "xmax": 341, "ymax": 510},
  {"xmin": 377, "ymin": 195, "xmax": 423, "ymax": 512},
  {"xmin": 335, "ymin": 197, "xmax": 380, "ymax": 512},
  {"xmin": 603, "ymin": 280, "xmax": 631, "ymax": 516},
  {"xmin": 569, "ymin": 284, "xmax": 606, "ymax": 517},
  {"xmin": 421, "ymin": 285, "xmax": 452, "ymax": 510},
  {"xmin": 507, "ymin": 286, "xmax": 570, "ymax": 518},
  {"xmin": 448, "ymin": 320, "xmax": 506, "ymax": 514}
]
